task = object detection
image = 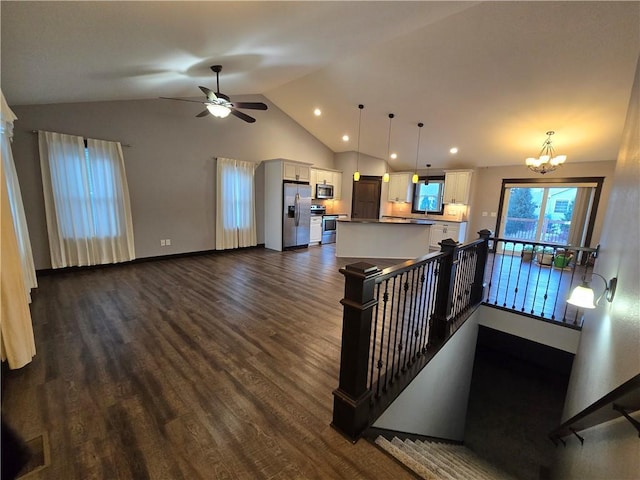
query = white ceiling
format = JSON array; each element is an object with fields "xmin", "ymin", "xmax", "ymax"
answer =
[{"xmin": 2, "ymin": 1, "xmax": 639, "ymax": 171}]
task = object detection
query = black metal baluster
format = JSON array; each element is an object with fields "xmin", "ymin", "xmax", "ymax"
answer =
[
  {"xmin": 512, "ymin": 241, "xmax": 525, "ymax": 309},
  {"xmin": 521, "ymin": 244, "xmax": 536, "ymax": 312},
  {"xmin": 400, "ymin": 273, "xmax": 411, "ymax": 371},
  {"xmin": 415, "ymin": 264, "xmax": 428, "ymax": 357},
  {"xmin": 531, "ymin": 246, "xmax": 545, "ymax": 315},
  {"xmin": 368, "ymin": 283, "xmax": 381, "ymax": 392},
  {"xmin": 422, "ymin": 261, "xmax": 436, "ymax": 354},
  {"xmin": 383, "ymin": 278, "xmax": 396, "ymax": 391},
  {"xmin": 503, "ymin": 241, "xmax": 516, "ymax": 308},
  {"xmin": 540, "ymin": 247, "xmax": 556, "ymax": 317},
  {"xmin": 493, "ymin": 241, "xmax": 507, "ymax": 306},
  {"xmin": 485, "ymin": 248, "xmax": 496, "ymax": 303},
  {"xmin": 389, "ymin": 275, "xmax": 402, "ymax": 383},
  {"xmin": 374, "ymin": 281, "xmax": 390, "ymax": 397},
  {"xmin": 562, "ymin": 260, "xmax": 580, "ymax": 323}
]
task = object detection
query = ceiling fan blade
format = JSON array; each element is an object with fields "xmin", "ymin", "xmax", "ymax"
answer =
[
  {"xmin": 230, "ymin": 109, "xmax": 256, "ymax": 123},
  {"xmin": 232, "ymin": 102, "xmax": 268, "ymax": 111},
  {"xmin": 198, "ymin": 86, "xmax": 217, "ymax": 102},
  {"xmin": 196, "ymin": 109, "xmax": 210, "ymax": 118},
  {"xmin": 160, "ymin": 96, "xmax": 204, "ymax": 104}
]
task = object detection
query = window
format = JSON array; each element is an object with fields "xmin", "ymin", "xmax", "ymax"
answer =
[
  {"xmin": 412, "ymin": 176, "xmax": 445, "ymax": 214},
  {"xmin": 38, "ymin": 131, "xmax": 135, "ymax": 267}
]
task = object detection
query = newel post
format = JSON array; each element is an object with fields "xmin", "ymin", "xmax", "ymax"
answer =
[
  {"xmin": 430, "ymin": 238, "xmax": 459, "ymax": 344},
  {"xmin": 331, "ymin": 262, "xmax": 381, "ymax": 441},
  {"xmin": 471, "ymin": 229, "xmax": 492, "ymax": 305}
]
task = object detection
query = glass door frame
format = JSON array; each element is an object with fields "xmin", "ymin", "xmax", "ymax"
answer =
[{"xmin": 494, "ymin": 177, "xmax": 605, "ymax": 251}]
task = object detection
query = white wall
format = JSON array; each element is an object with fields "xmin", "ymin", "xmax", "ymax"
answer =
[
  {"xmin": 10, "ymin": 97, "xmax": 334, "ymax": 268},
  {"xmin": 373, "ymin": 310, "xmax": 479, "ymax": 441},
  {"xmin": 475, "ymin": 305, "xmax": 581, "ymax": 354},
  {"xmin": 551, "ymin": 56, "xmax": 640, "ymax": 479}
]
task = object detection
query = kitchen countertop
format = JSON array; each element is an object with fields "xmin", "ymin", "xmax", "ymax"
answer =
[
  {"xmin": 338, "ymin": 218, "xmax": 433, "ymax": 225},
  {"xmin": 383, "ymin": 215, "xmax": 467, "ymax": 224}
]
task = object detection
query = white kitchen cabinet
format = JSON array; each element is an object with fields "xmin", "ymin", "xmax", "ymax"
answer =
[
  {"xmin": 284, "ymin": 162, "xmax": 310, "ymax": 182},
  {"xmin": 443, "ymin": 170, "xmax": 472, "ymax": 204},
  {"xmin": 388, "ymin": 173, "xmax": 412, "ymax": 203},
  {"xmin": 310, "ymin": 216, "xmax": 322, "ymax": 243},
  {"xmin": 310, "ymin": 168, "xmax": 341, "ymax": 199},
  {"xmin": 429, "ymin": 221, "xmax": 468, "ymax": 249},
  {"xmin": 333, "ymin": 172, "xmax": 342, "ymax": 200}
]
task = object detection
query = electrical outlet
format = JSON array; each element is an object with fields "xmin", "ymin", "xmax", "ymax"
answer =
[
  {"xmin": 166, "ymin": 239, "xmax": 171, "ymax": 246},
  {"xmin": 160, "ymin": 239, "xmax": 166, "ymax": 246},
  {"xmin": 490, "ymin": 212, "xmax": 497, "ymax": 217},
  {"xmin": 482, "ymin": 211, "xmax": 488, "ymax": 217}
]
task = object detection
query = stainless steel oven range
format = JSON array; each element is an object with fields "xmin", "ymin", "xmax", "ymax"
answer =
[{"xmin": 322, "ymin": 215, "xmax": 338, "ymax": 244}]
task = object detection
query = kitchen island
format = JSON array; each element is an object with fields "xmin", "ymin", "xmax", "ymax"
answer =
[{"xmin": 336, "ymin": 218, "xmax": 433, "ymax": 259}]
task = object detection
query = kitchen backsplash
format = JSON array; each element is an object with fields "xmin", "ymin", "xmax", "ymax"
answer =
[{"xmin": 388, "ymin": 202, "xmax": 468, "ymax": 222}]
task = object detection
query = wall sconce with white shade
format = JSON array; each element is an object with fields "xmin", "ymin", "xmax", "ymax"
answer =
[
  {"xmin": 412, "ymin": 122, "xmax": 424, "ymax": 184},
  {"xmin": 567, "ymin": 273, "xmax": 618, "ymax": 309},
  {"xmin": 526, "ymin": 130, "xmax": 567, "ymax": 174},
  {"xmin": 354, "ymin": 104, "xmax": 364, "ymax": 182},
  {"xmin": 383, "ymin": 113, "xmax": 394, "ymax": 183}
]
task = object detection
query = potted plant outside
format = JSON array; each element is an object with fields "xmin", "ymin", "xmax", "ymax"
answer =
[
  {"xmin": 536, "ymin": 247, "xmax": 555, "ymax": 266},
  {"xmin": 521, "ymin": 245, "xmax": 535, "ymax": 262}
]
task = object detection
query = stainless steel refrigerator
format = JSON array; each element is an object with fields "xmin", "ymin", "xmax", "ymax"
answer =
[{"xmin": 283, "ymin": 182, "xmax": 311, "ymax": 249}]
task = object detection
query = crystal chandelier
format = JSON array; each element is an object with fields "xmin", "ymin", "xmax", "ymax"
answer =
[{"xmin": 525, "ymin": 131, "xmax": 567, "ymax": 174}]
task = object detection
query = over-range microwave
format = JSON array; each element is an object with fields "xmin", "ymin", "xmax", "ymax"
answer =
[{"xmin": 316, "ymin": 183, "xmax": 334, "ymax": 199}]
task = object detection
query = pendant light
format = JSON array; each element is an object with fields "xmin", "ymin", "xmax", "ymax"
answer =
[
  {"xmin": 383, "ymin": 113, "xmax": 394, "ymax": 183},
  {"xmin": 354, "ymin": 104, "xmax": 364, "ymax": 182},
  {"xmin": 424, "ymin": 163, "xmax": 431, "ymax": 185},
  {"xmin": 412, "ymin": 122, "xmax": 424, "ymax": 184},
  {"xmin": 525, "ymin": 130, "xmax": 567, "ymax": 174}
]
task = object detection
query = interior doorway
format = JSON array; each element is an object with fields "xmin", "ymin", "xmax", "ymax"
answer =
[{"xmin": 351, "ymin": 176, "xmax": 381, "ymax": 219}]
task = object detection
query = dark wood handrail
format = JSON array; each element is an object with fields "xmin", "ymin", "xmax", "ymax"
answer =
[{"xmin": 549, "ymin": 373, "xmax": 640, "ymax": 445}]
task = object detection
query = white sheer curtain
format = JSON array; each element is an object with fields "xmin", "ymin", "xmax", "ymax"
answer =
[
  {"xmin": 39, "ymin": 131, "xmax": 135, "ymax": 268},
  {"xmin": 1, "ymin": 90, "xmax": 36, "ymax": 368},
  {"xmin": 1, "ymin": 91, "xmax": 37, "ymax": 296},
  {"xmin": 215, "ymin": 157, "xmax": 257, "ymax": 250}
]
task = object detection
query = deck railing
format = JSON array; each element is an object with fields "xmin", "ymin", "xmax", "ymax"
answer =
[
  {"xmin": 484, "ymin": 238, "xmax": 599, "ymax": 325},
  {"xmin": 331, "ymin": 230, "xmax": 491, "ymax": 441}
]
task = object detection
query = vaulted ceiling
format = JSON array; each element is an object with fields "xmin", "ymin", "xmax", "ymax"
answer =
[{"xmin": 2, "ymin": 1, "xmax": 638, "ymax": 170}]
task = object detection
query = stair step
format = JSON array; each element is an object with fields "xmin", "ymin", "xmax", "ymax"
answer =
[{"xmin": 375, "ymin": 436, "xmax": 517, "ymax": 480}]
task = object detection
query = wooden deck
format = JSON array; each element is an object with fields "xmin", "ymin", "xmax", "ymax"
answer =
[{"xmin": 1, "ymin": 245, "xmax": 414, "ymax": 480}]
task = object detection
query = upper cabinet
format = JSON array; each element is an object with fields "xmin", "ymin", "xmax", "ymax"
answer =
[
  {"xmin": 333, "ymin": 172, "xmax": 342, "ymax": 200},
  {"xmin": 310, "ymin": 167, "xmax": 342, "ymax": 200},
  {"xmin": 388, "ymin": 173, "xmax": 412, "ymax": 203},
  {"xmin": 283, "ymin": 162, "xmax": 310, "ymax": 182},
  {"xmin": 443, "ymin": 170, "xmax": 473, "ymax": 204}
]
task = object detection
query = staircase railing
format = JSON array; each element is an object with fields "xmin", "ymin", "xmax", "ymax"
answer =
[
  {"xmin": 484, "ymin": 237, "xmax": 600, "ymax": 326},
  {"xmin": 549, "ymin": 373, "xmax": 640, "ymax": 446},
  {"xmin": 331, "ymin": 230, "xmax": 491, "ymax": 441}
]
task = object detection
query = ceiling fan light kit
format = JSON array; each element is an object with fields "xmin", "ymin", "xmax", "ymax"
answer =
[
  {"xmin": 526, "ymin": 130, "xmax": 567, "ymax": 174},
  {"xmin": 161, "ymin": 65, "xmax": 267, "ymax": 123}
]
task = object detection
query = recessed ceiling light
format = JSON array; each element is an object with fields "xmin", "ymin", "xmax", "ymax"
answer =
[
  {"xmin": 314, "ymin": 108, "xmax": 322, "ymax": 116},
  {"xmin": 450, "ymin": 147, "xmax": 459, "ymax": 154},
  {"xmin": 342, "ymin": 134, "xmax": 349, "ymax": 142},
  {"xmin": 390, "ymin": 153, "xmax": 397, "ymax": 159}
]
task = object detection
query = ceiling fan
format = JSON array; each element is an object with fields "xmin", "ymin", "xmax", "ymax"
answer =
[{"xmin": 161, "ymin": 65, "xmax": 268, "ymax": 123}]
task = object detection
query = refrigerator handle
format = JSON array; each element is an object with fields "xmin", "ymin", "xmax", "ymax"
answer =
[{"xmin": 294, "ymin": 193, "xmax": 300, "ymax": 226}]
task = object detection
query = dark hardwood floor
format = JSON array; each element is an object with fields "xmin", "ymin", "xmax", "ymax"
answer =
[{"xmin": 1, "ymin": 245, "xmax": 414, "ymax": 479}]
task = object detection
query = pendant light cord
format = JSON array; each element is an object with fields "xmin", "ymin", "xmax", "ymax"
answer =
[{"xmin": 357, "ymin": 104, "xmax": 363, "ymax": 171}]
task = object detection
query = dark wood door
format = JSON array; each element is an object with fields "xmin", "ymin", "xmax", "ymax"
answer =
[{"xmin": 351, "ymin": 176, "xmax": 381, "ymax": 219}]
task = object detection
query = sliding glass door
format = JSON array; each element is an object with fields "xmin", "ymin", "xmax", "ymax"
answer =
[{"xmin": 498, "ymin": 180, "xmax": 601, "ymax": 251}]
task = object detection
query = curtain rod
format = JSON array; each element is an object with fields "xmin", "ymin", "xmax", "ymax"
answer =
[{"xmin": 30, "ymin": 130, "xmax": 131, "ymax": 147}]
